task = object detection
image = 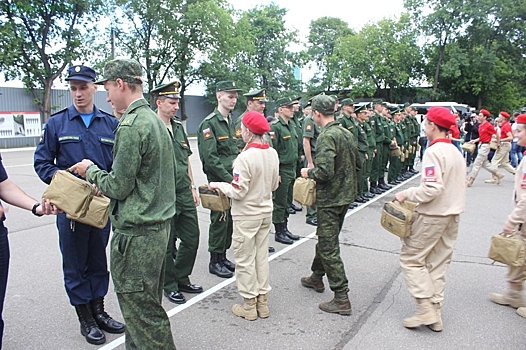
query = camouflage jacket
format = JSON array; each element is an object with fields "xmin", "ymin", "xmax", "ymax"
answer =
[
  {"xmin": 308, "ymin": 120, "xmax": 361, "ymax": 207},
  {"xmin": 87, "ymin": 98, "xmax": 176, "ymax": 232}
]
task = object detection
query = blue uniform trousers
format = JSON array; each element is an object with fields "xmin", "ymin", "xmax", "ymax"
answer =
[
  {"xmin": 57, "ymin": 214, "xmax": 110, "ymax": 306},
  {"xmin": 0, "ymin": 225, "xmax": 8, "ymax": 348}
]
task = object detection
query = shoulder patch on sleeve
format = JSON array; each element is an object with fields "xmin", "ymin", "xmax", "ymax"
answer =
[
  {"xmin": 423, "ymin": 165, "xmax": 437, "ymax": 182},
  {"xmin": 119, "ymin": 113, "xmax": 138, "ymax": 126},
  {"xmin": 202, "ymin": 128, "xmax": 212, "ymax": 139}
]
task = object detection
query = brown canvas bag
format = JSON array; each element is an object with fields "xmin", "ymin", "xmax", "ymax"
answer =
[
  {"xmin": 199, "ymin": 185, "xmax": 231, "ymax": 212},
  {"xmin": 66, "ymin": 195, "xmax": 110, "ymax": 229},
  {"xmin": 42, "ymin": 170, "xmax": 94, "ymax": 218},
  {"xmin": 293, "ymin": 177, "xmax": 316, "ymax": 206},
  {"xmin": 381, "ymin": 200, "xmax": 417, "ymax": 238},
  {"xmin": 488, "ymin": 232, "xmax": 526, "ymax": 267}
]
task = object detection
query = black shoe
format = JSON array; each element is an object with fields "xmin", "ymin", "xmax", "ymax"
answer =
[
  {"xmin": 275, "ymin": 232, "xmax": 293, "ymax": 244},
  {"xmin": 288, "ymin": 207, "xmax": 296, "ymax": 214},
  {"xmin": 348, "ymin": 203, "xmax": 358, "ymax": 209},
  {"xmin": 371, "ymin": 187, "xmax": 383, "ymax": 194},
  {"xmin": 268, "ymin": 246, "xmax": 275, "ymax": 253},
  {"xmin": 355, "ymin": 196, "xmax": 367, "ymax": 203},
  {"xmin": 379, "ymin": 183, "xmax": 391, "ymax": 190},
  {"xmin": 221, "ymin": 252, "xmax": 235, "ymax": 272},
  {"xmin": 75, "ymin": 304, "xmax": 106, "ymax": 345},
  {"xmin": 209, "ymin": 252, "xmax": 234, "ymax": 278},
  {"xmin": 306, "ymin": 218, "xmax": 317, "ymax": 226},
  {"xmin": 283, "ymin": 223, "xmax": 300, "ymax": 240},
  {"xmin": 363, "ymin": 192, "xmax": 375, "ymax": 198},
  {"xmin": 164, "ymin": 291, "xmax": 186, "ymax": 304},
  {"xmin": 91, "ymin": 298, "xmax": 125, "ymax": 334},
  {"xmin": 291, "ymin": 203, "xmax": 303, "ymax": 211},
  {"xmin": 410, "ymin": 168, "xmax": 419, "ymax": 174},
  {"xmin": 178, "ymin": 283, "xmax": 203, "ymax": 294}
]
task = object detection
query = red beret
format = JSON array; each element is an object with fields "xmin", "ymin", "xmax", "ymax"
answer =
[
  {"xmin": 500, "ymin": 111, "xmax": 510, "ymax": 118},
  {"xmin": 516, "ymin": 114, "xmax": 526, "ymax": 124},
  {"xmin": 480, "ymin": 109, "xmax": 491, "ymax": 117},
  {"xmin": 242, "ymin": 111, "xmax": 270, "ymax": 135},
  {"xmin": 426, "ymin": 107, "xmax": 456, "ymax": 129}
]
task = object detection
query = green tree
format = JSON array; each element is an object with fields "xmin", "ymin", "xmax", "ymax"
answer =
[
  {"xmin": 404, "ymin": 0, "xmax": 471, "ymax": 92},
  {"xmin": 201, "ymin": 3, "xmax": 302, "ymax": 110},
  {"xmin": 305, "ymin": 17, "xmax": 355, "ymax": 91},
  {"xmin": 335, "ymin": 14, "xmax": 423, "ymax": 102},
  {"xmin": 0, "ymin": 0, "xmax": 104, "ymax": 122},
  {"xmin": 111, "ymin": 0, "xmax": 235, "ymax": 119}
]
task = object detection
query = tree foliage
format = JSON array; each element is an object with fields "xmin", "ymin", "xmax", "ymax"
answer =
[
  {"xmin": 0, "ymin": 0, "xmax": 104, "ymax": 121},
  {"xmin": 305, "ymin": 17, "xmax": 355, "ymax": 92},
  {"xmin": 201, "ymin": 3, "xmax": 302, "ymax": 110}
]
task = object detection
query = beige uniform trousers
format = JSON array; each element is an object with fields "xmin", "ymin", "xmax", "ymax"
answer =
[
  {"xmin": 232, "ymin": 217, "xmax": 272, "ymax": 299},
  {"xmin": 469, "ymin": 143, "xmax": 500, "ymax": 179},
  {"xmin": 491, "ymin": 142, "xmax": 516, "ymax": 174},
  {"xmin": 507, "ymin": 229, "xmax": 526, "ymax": 284},
  {"xmin": 400, "ymin": 213, "xmax": 460, "ymax": 305}
]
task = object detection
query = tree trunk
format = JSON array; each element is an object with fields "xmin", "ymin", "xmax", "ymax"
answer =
[
  {"xmin": 40, "ymin": 79, "xmax": 54, "ymax": 124},
  {"xmin": 433, "ymin": 41, "xmax": 447, "ymax": 92},
  {"xmin": 180, "ymin": 77, "xmax": 187, "ymax": 121}
]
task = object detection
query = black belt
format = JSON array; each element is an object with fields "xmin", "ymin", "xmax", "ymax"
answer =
[{"xmin": 480, "ymin": 142, "xmax": 489, "ymax": 144}]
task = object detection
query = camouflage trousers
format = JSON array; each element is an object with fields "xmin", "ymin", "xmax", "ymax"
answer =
[
  {"xmin": 311, "ymin": 204, "xmax": 349, "ymax": 293},
  {"xmin": 111, "ymin": 221, "xmax": 176, "ymax": 350}
]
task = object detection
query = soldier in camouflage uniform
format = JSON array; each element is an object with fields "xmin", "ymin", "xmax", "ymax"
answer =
[
  {"xmin": 270, "ymin": 97, "xmax": 301, "ymax": 245},
  {"xmin": 197, "ymin": 81, "xmax": 242, "ymax": 279},
  {"xmin": 72, "ymin": 59, "xmax": 177, "ymax": 350},
  {"xmin": 406, "ymin": 105, "xmax": 420, "ymax": 174},
  {"xmin": 300, "ymin": 95, "xmax": 360, "ymax": 316},
  {"xmin": 234, "ymin": 89, "xmax": 268, "ymax": 151},
  {"xmin": 151, "ymin": 81, "xmax": 203, "ymax": 306}
]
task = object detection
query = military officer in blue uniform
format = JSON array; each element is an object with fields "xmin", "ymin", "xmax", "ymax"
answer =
[{"xmin": 34, "ymin": 65, "xmax": 124, "ymax": 345}]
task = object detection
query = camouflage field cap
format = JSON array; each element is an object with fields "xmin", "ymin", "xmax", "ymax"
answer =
[
  {"xmin": 95, "ymin": 59, "xmax": 143, "ymax": 85},
  {"xmin": 311, "ymin": 95, "xmax": 336, "ymax": 115},
  {"xmin": 275, "ymin": 97, "xmax": 295, "ymax": 107},
  {"xmin": 216, "ymin": 81, "xmax": 242, "ymax": 93},
  {"xmin": 340, "ymin": 98, "xmax": 354, "ymax": 106},
  {"xmin": 151, "ymin": 81, "xmax": 181, "ymax": 99}
]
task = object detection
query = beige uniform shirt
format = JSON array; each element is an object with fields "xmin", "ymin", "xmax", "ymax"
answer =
[{"xmin": 404, "ymin": 139, "xmax": 466, "ymax": 216}]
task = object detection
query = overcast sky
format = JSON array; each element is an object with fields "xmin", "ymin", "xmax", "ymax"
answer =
[{"xmin": 228, "ymin": 0, "xmax": 406, "ymax": 37}]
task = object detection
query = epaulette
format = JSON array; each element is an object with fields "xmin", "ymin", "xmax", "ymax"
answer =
[
  {"xmin": 98, "ymin": 109, "xmax": 115, "ymax": 118},
  {"xmin": 270, "ymin": 119, "xmax": 279, "ymax": 125},
  {"xmin": 172, "ymin": 118, "xmax": 182, "ymax": 125},
  {"xmin": 119, "ymin": 113, "xmax": 138, "ymax": 126},
  {"xmin": 50, "ymin": 107, "xmax": 68, "ymax": 117},
  {"xmin": 204, "ymin": 112, "xmax": 216, "ymax": 121}
]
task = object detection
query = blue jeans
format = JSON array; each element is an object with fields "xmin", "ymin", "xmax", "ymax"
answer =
[{"xmin": 511, "ymin": 141, "xmax": 523, "ymax": 167}]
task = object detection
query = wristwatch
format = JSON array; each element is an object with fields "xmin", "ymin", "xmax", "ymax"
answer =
[
  {"xmin": 31, "ymin": 202, "xmax": 43, "ymax": 217},
  {"xmin": 190, "ymin": 184, "xmax": 197, "ymax": 190}
]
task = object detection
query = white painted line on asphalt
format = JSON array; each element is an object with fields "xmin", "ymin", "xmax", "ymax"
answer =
[
  {"xmin": 98, "ymin": 173, "xmax": 419, "ymax": 349},
  {"xmin": 4, "ymin": 163, "xmax": 33, "ymax": 168}
]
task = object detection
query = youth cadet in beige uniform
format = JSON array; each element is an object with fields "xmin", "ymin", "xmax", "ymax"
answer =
[
  {"xmin": 210, "ymin": 111, "xmax": 279, "ymax": 321},
  {"xmin": 490, "ymin": 113, "xmax": 526, "ymax": 319},
  {"xmin": 394, "ymin": 107, "xmax": 466, "ymax": 332}
]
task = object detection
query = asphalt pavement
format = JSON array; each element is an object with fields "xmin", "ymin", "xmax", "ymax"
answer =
[{"xmin": 1, "ymin": 143, "xmax": 525, "ymax": 350}]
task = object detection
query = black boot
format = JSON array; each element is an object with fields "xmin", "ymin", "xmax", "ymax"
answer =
[
  {"xmin": 221, "ymin": 252, "xmax": 235, "ymax": 272},
  {"xmin": 75, "ymin": 304, "xmax": 105, "ymax": 345},
  {"xmin": 274, "ymin": 223, "xmax": 293, "ymax": 244},
  {"xmin": 209, "ymin": 252, "xmax": 233, "ymax": 278},
  {"xmin": 91, "ymin": 297, "xmax": 125, "ymax": 334},
  {"xmin": 283, "ymin": 220, "xmax": 300, "ymax": 240}
]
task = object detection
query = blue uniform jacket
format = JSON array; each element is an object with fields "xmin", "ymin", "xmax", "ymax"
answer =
[{"xmin": 34, "ymin": 105, "xmax": 118, "ymax": 184}]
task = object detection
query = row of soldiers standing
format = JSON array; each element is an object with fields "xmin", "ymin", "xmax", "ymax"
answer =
[{"xmin": 289, "ymin": 97, "xmax": 421, "ymax": 210}]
